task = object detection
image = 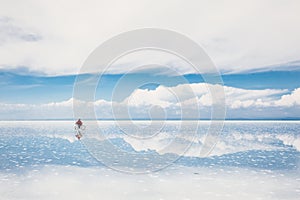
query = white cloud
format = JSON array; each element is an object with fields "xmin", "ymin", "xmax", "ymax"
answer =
[
  {"xmin": 224, "ymin": 87, "xmax": 288, "ymax": 109},
  {"xmin": 0, "ymin": 0, "xmax": 300, "ymax": 75},
  {"xmin": 1, "ymin": 83, "xmax": 300, "ymax": 119},
  {"xmin": 275, "ymin": 88, "xmax": 300, "ymax": 107}
]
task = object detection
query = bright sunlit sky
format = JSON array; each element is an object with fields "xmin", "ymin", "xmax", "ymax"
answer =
[{"xmin": 0, "ymin": 0, "xmax": 300, "ymax": 119}]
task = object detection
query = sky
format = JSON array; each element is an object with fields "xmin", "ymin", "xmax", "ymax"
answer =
[{"xmin": 0, "ymin": 0, "xmax": 300, "ymax": 119}]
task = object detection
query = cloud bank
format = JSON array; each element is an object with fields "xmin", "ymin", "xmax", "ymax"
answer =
[
  {"xmin": 1, "ymin": 83, "xmax": 300, "ymax": 119},
  {"xmin": 0, "ymin": 0, "xmax": 300, "ymax": 75}
]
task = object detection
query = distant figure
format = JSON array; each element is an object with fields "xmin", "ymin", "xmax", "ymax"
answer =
[
  {"xmin": 75, "ymin": 119, "xmax": 83, "ymax": 140},
  {"xmin": 75, "ymin": 119, "xmax": 83, "ymax": 129}
]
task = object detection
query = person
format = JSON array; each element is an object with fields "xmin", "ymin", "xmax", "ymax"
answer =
[
  {"xmin": 75, "ymin": 119, "xmax": 83, "ymax": 140},
  {"xmin": 75, "ymin": 119, "xmax": 83, "ymax": 129}
]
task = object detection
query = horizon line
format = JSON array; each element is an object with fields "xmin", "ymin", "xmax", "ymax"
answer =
[{"xmin": 1, "ymin": 118, "xmax": 300, "ymax": 121}]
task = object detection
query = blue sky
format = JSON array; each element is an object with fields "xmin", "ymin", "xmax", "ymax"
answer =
[
  {"xmin": 0, "ymin": 0, "xmax": 300, "ymax": 119},
  {"xmin": 1, "ymin": 68, "xmax": 300, "ymax": 120},
  {"xmin": 1, "ymin": 70, "xmax": 300, "ymax": 104}
]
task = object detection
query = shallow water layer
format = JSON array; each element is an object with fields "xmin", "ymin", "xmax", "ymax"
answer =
[
  {"xmin": 0, "ymin": 120, "xmax": 300, "ymax": 199},
  {"xmin": 1, "ymin": 165, "xmax": 300, "ymax": 200}
]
